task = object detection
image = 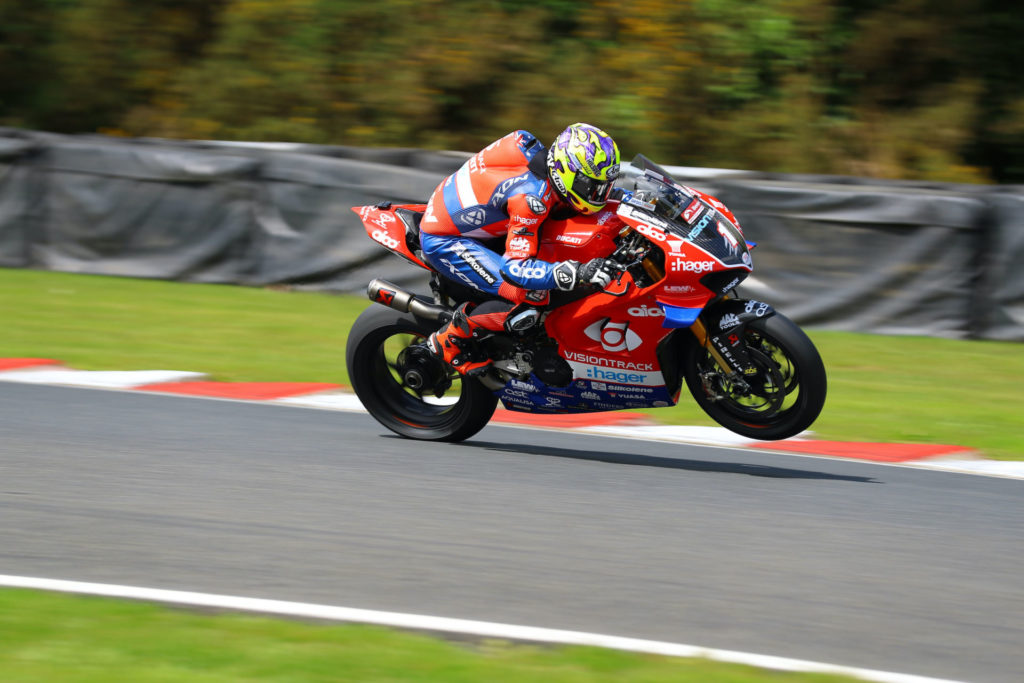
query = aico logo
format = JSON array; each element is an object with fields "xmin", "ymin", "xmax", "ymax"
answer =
[
  {"xmin": 507, "ymin": 262, "xmax": 546, "ymax": 279},
  {"xmin": 371, "ymin": 229, "xmax": 400, "ymax": 250},
  {"xmin": 627, "ymin": 305, "xmax": 664, "ymax": 318},
  {"xmin": 635, "ymin": 223, "xmax": 667, "ymax": 242},
  {"xmin": 583, "ymin": 319, "xmax": 643, "ymax": 352},
  {"xmin": 671, "ymin": 258, "xmax": 715, "ymax": 274}
]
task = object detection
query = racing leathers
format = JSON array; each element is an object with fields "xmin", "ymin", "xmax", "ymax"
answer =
[{"xmin": 419, "ymin": 130, "xmax": 611, "ymax": 374}]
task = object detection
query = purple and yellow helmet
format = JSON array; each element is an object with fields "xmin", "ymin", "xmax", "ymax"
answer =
[{"xmin": 547, "ymin": 123, "xmax": 621, "ymax": 214}]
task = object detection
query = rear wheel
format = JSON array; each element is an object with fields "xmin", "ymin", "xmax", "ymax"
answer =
[
  {"xmin": 345, "ymin": 306, "xmax": 498, "ymax": 442},
  {"xmin": 683, "ymin": 312, "xmax": 826, "ymax": 440}
]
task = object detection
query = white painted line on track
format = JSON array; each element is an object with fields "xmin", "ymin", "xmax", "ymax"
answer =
[
  {"xmin": 0, "ymin": 575, "xmax": 963, "ymax": 683},
  {"xmin": 0, "ymin": 368, "xmax": 207, "ymax": 388}
]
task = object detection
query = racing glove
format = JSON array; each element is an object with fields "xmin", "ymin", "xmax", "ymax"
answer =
[{"xmin": 552, "ymin": 258, "xmax": 618, "ymax": 291}]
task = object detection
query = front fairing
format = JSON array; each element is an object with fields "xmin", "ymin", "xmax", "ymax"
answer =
[{"xmin": 619, "ymin": 163, "xmax": 752, "ymax": 271}]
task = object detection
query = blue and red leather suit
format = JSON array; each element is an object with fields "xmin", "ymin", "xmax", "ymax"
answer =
[{"xmin": 419, "ymin": 130, "xmax": 567, "ymax": 305}]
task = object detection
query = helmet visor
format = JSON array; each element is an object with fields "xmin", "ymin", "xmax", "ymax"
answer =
[{"xmin": 571, "ymin": 173, "xmax": 614, "ymax": 205}]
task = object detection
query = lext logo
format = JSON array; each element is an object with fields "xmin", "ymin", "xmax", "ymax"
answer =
[{"xmin": 583, "ymin": 319, "xmax": 643, "ymax": 352}]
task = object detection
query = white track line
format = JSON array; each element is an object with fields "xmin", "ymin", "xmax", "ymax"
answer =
[{"xmin": 0, "ymin": 575, "xmax": 961, "ymax": 683}]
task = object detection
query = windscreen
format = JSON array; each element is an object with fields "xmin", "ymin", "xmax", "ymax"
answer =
[{"xmin": 622, "ymin": 157, "xmax": 751, "ymax": 268}]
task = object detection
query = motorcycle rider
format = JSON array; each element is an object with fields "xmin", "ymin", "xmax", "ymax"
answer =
[{"xmin": 420, "ymin": 122, "xmax": 621, "ymax": 375}]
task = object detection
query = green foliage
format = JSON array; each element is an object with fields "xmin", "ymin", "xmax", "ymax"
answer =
[{"xmin": 2, "ymin": 0, "xmax": 1024, "ymax": 181}]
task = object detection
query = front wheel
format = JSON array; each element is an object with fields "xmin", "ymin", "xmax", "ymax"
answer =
[
  {"xmin": 346, "ymin": 305, "xmax": 498, "ymax": 442},
  {"xmin": 682, "ymin": 312, "xmax": 826, "ymax": 440}
]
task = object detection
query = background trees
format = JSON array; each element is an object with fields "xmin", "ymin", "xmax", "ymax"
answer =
[{"xmin": 2, "ymin": 0, "xmax": 1022, "ymax": 182}]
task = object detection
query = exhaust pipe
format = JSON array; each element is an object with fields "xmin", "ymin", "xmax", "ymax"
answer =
[{"xmin": 367, "ymin": 279, "xmax": 452, "ymax": 323}]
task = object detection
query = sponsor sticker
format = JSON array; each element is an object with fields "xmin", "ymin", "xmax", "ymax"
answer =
[
  {"xmin": 627, "ymin": 305, "xmax": 663, "ymax": 318},
  {"xmin": 568, "ymin": 361, "xmax": 663, "ymax": 387},
  {"xmin": 508, "ymin": 236, "xmax": 531, "ymax": 253},
  {"xmin": 583, "ymin": 319, "xmax": 643, "ymax": 352},
  {"xmin": 565, "ymin": 350, "xmax": 654, "ymax": 371},
  {"xmin": 670, "ymin": 258, "xmax": 716, "ymax": 274},
  {"xmin": 719, "ymin": 312, "xmax": 741, "ymax": 329}
]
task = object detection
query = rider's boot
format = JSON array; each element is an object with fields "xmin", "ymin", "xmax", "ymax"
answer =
[{"xmin": 427, "ymin": 301, "xmax": 510, "ymax": 376}]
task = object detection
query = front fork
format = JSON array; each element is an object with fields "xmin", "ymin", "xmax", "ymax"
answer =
[{"xmin": 688, "ymin": 299, "xmax": 777, "ymax": 393}]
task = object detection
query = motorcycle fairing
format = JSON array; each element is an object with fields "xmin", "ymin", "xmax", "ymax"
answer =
[{"xmin": 352, "ymin": 203, "xmax": 431, "ymax": 270}]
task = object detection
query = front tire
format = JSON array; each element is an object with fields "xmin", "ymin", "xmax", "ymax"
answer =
[
  {"xmin": 346, "ymin": 305, "xmax": 498, "ymax": 442},
  {"xmin": 683, "ymin": 312, "xmax": 826, "ymax": 440}
]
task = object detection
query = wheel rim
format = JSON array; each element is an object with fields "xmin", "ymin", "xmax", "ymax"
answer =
[
  {"xmin": 697, "ymin": 327, "xmax": 805, "ymax": 423},
  {"xmin": 374, "ymin": 332, "xmax": 468, "ymax": 425}
]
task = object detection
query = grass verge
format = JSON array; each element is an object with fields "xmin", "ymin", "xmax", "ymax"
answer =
[
  {"xmin": 0, "ymin": 588, "xmax": 862, "ymax": 682},
  {"xmin": 2, "ymin": 268, "xmax": 1022, "ymax": 459}
]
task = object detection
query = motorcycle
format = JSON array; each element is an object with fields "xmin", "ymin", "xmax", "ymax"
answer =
[{"xmin": 347, "ymin": 154, "xmax": 826, "ymax": 442}]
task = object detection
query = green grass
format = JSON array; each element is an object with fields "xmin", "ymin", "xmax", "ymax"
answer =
[
  {"xmin": 0, "ymin": 588, "xmax": 861, "ymax": 682},
  {"xmin": 2, "ymin": 268, "xmax": 1022, "ymax": 459}
]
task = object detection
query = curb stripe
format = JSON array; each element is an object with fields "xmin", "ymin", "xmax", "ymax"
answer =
[{"xmin": 0, "ymin": 575, "xmax": 962, "ymax": 683}]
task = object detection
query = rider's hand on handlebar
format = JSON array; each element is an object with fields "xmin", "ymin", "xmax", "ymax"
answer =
[
  {"xmin": 578, "ymin": 257, "xmax": 619, "ymax": 290},
  {"xmin": 552, "ymin": 258, "xmax": 622, "ymax": 291}
]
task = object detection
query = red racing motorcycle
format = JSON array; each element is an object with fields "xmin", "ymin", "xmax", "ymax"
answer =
[{"xmin": 347, "ymin": 155, "xmax": 826, "ymax": 442}]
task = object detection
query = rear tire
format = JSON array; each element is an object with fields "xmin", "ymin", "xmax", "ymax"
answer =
[
  {"xmin": 346, "ymin": 305, "xmax": 498, "ymax": 442},
  {"xmin": 683, "ymin": 312, "xmax": 826, "ymax": 440}
]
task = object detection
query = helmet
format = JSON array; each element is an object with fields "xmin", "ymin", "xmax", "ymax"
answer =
[{"xmin": 547, "ymin": 123, "xmax": 621, "ymax": 214}]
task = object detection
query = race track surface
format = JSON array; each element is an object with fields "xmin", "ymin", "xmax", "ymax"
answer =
[{"xmin": 2, "ymin": 383, "xmax": 1022, "ymax": 682}]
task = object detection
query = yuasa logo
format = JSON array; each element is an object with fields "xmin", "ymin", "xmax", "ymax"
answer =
[
  {"xmin": 583, "ymin": 319, "xmax": 643, "ymax": 352},
  {"xmin": 627, "ymin": 305, "xmax": 664, "ymax": 318},
  {"xmin": 671, "ymin": 259, "xmax": 715, "ymax": 274},
  {"xmin": 371, "ymin": 229, "xmax": 400, "ymax": 250}
]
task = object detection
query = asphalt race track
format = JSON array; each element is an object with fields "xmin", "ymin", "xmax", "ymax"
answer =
[{"xmin": 2, "ymin": 383, "xmax": 1022, "ymax": 682}]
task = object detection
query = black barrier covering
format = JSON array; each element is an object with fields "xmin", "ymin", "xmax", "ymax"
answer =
[
  {"xmin": 250, "ymin": 151, "xmax": 440, "ymax": 290},
  {"xmin": 0, "ymin": 137, "xmax": 40, "ymax": 268},
  {"xmin": 980, "ymin": 191, "xmax": 1024, "ymax": 341},
  {"xmin": 34, "ymin": 139, "xmax": 261, "ymax": 283},
  {"xmin": 0, "ymin": 129, "xmax": 1022, "ymax": 341},
  {"xmin": 714, "ymin": 180, "xmax": 987, "ymax": 338}
]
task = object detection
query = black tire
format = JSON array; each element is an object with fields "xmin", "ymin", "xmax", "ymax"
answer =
[
  {"xmin": 345, "ymin": 305, "xmax": 498, "ymax": 442},
  {"xmin": 683, "ymin": 312, "xmax": 826, "ymax": 440}
]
